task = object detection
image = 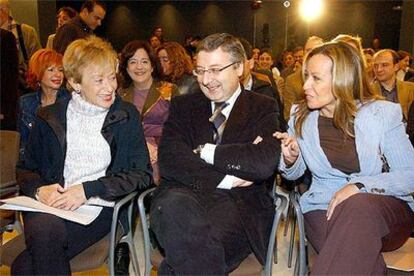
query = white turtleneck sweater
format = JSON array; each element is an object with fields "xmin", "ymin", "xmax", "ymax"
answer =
[{"xmin": 64, "ymin": 92, "xmax": 114, "ymax": 207}]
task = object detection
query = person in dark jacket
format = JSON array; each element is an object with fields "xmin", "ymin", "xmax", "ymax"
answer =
[
  {"xmin": 17, "ymin": 49, "xmax": 70, "ymax": 160},
  {"xmin": 53, "ymin": 0, "xmax": 106, "ymax": 54},
  {"xmin": 12, "ymin": 36, "xmax": 152, "ymax": 275},
  {"xmin": 0, "ymin": 29, "xmax": 19, "ymax": 130}
]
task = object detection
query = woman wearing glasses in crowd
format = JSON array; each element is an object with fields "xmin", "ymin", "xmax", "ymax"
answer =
[
  {"xmin": 13, "ymin": 36, "xmax": 152, "ymax": 275},
  {"xmin": 276, "ymin": 42, "xmax": 414, "ymax": 274},
  {"xmin": 119, "ymin": 40, "xmax": 178, "ymax": 184},
  {"xmin": 157, "ymin": 41, "xmax": 199, "ymax": 95}
]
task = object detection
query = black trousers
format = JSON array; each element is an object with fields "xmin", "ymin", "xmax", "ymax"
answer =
[
  {"xmin": 11, "ymin": 207, "xmax": 113, "ymax": 275},
  {"xmin": 304, "ymin": 193, "xmax": 414, "ymax": 275},
  {"xmin": 150, "ymin": 187, "xmax": 252, "ymax": 275}
]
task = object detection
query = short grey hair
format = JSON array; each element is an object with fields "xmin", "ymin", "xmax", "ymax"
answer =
[{"xmin": 196, "ymin": 33, "xmax": 246, "ymax": 63}]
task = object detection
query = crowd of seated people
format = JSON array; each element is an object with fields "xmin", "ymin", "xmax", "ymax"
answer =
[{"xmin": 1, "ymin": 0, "xmax": 414, "ymax": 275}]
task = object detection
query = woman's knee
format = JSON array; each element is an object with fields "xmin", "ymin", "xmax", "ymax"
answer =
[
  {"xmin": 339, "ymin": 193, "xmax": 382, "ymax": 217},
  {"xmin": 24, "ymin": 213, "xmax": 67, "ymax": 248}
]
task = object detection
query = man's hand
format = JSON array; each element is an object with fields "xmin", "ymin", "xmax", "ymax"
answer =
[
  {"xmin": 273, "ymin": 132, "xmax": 300, "ymax": 166},
  {"xmin": 51, "ymin": 184, "xmax": 87, "ymax": 211},
  {"xmin": 252, "ymin": 135, "xmax": 263, "ymax": 144},
  {"xmin": 232, "ymin": 176, "xmax": 254, "ymax": 188},
  {"xmin": 231, "ymin": 135, "xmax": 263, "ymax": 188},
  {"xmin": 326, "ymin": 184, "xmax": 359, "ymax": 220},
  {"xmin": 36, "ymin": 184, "xmax": 64, "ymax": 206}
]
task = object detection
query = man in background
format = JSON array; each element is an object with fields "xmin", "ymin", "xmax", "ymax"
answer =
[
  {"xmin": 372, "ymin": 49, "xmax": 414, "ymax": 120},
  {"xmin": 54, "ymin": 0, "xmax": 106, "ymax": 54},
  {"xmin": 0, "ymin": 0, "xmax": 41, "ymax": 93},
  {"xmin": 282, "ymin": 36, "xmax": 323, "ymax": 120},
  {"xmin": 46, "ymin": 7, "xmax": 77, "ymax": 49}
]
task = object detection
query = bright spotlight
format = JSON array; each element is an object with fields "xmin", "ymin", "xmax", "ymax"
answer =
[{"xmin": 299, "ymin": 0, "xmax": 323, "ymax": 22}]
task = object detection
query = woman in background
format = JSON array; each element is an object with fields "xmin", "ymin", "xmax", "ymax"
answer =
[
  {"xmin": 12, "ymin": 36, "xmax": 152, "ymax": 275},
  {"xmin": 17, "ymin": 49, "xmax": 69, "ymax": 158},
  {"xmin": 157, "ymin": 41, "xmax": 198, "ymax": 95},
  {"xmin": 119, "ymin": 40, "xmax": 177, "ymax": 184},
  {"xmin": 277, "ymin": 42, "xmax": 414, "ymax": 274}
]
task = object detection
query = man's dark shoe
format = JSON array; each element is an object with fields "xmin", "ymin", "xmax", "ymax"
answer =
[{"xmin": 114, "ymin": 243, "xmax": 130, "ymax": 275}]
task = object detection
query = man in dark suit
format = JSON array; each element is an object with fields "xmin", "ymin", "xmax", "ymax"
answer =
[
  {"xmin": 238, "ymin": 37, "xmax": 285, "ymax": 130},
  {"xmin": 150, "ymin": 33, "xmax": 282, "ymax": 275},
  {"xmin": 53, "ymin": 0, "xmax": 106, "ymax": 54}
]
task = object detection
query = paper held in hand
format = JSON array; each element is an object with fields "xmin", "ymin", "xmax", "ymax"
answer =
[{"xmin": 0, "ymin": 196, "xmax": 102, "ymax": 225}]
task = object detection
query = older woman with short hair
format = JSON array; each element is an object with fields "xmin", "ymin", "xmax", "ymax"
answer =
[
  {"xmin": 17, "ymin": 49, "xmax": 69, "ymax": 158},
  {"xmin": 276, "ymin": 41, "xmax": 414, "ymax": 274},
  {"xmin": 12, "ymin": 36, "xmax": 152, "ymax": 275}
]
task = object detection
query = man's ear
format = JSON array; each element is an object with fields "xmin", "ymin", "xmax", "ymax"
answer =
[
  {"xmin": 394, "ymin": 62, "xmax": 400, "ymax": 72},
  {"xmin": 68, "ymin": 78, "xmax": 81, "ymax": 92},
  {"xmin": 236, "ymin": 61, "xmax": 244, "ymax": 77},
  {"xmin": 248, "ymin": 58, "xmax": 254, "ymax": 70}
]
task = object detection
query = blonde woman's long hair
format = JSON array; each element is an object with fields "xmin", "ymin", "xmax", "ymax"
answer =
[{"xmin": 294, "ymin": 41, "xmax": 380, "ymax": 138}]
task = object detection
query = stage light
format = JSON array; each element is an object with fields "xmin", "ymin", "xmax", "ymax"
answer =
[{"xmin": 299, "ymin": 0, "xmax": 323, "ymax": 22}]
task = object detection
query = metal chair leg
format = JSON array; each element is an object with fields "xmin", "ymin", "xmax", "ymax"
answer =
[
  {"xmin": 292, "ymin": 194, "xmax": 307, "ymax": 276},
  {"xmin": 283, "ymin": 194, "xmax": 293, "ymax": 237},
  {"xmin": 287, "ymin": 210, "xmax": 297, "ymax": 268}
]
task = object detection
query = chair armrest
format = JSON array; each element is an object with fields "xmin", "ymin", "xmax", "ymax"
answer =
[
  {"xmin": 264, "ymin": 192, "xmax": 288, "ymax": 276},
  {"xmin": 138, "ymin": 187, "xmax": 156, "ymax": 276}
]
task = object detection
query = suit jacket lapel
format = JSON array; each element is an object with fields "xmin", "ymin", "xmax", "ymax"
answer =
[
  {"xmin": 193, "ymin": 94, "xmax": 215, "ymax": 145},
  {"xmin": 221, "ymin": 91, "xmax": 249, "ymax": 143},
  {"xmin": 142, "ymin": 81, "xmax": 161, "ymax": 115}
]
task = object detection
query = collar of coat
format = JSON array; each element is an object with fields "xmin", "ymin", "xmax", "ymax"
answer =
[{"xmin": 36, "ymin": 95, "xmax": 129, "ymax": 149}]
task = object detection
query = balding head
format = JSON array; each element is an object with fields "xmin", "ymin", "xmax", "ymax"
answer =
[
  {"xmin": 373, "ymin": 49, "xmax": 399, "ymax": 85},
  {"xmin": 304, "ymin": 36, "xmax": 323, "ymax": 54}
]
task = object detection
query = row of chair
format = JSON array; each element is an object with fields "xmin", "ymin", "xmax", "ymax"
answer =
[
  {"xmin": 1, "ymin": 129, "xmax": 412, "ymax": 275},
  {"xmin": 0, "ymin": 130, "xmax": 288, "ymax": 275},
  {"xmin": 0, "ymin": 186, "xmax": 287, "ymax": 276}
]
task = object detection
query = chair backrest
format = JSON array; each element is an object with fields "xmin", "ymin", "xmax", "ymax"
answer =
[{"xmin": 0, "ymin": 130, "xmax": 20, "ymax": 187}]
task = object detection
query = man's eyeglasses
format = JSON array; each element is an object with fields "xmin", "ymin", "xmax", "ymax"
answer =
[{"xmin": 193, "ymin": 61, "xmax": 239, "ymax": 77}]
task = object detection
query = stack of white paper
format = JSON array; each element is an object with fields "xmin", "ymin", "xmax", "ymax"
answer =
[{"xmin": 0, "ymin": 196, "xmax": 102, "ymax": 225}]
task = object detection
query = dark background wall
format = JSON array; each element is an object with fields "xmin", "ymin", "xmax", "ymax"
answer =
[{"xmin": 13, "ymin": 0, "xmax": 412, "ymax": 56}]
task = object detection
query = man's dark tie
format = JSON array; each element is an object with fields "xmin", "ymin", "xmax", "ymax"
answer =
[{"xmin": 209, "ymin": 102, "xmax": 228, "ymax": 144}]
